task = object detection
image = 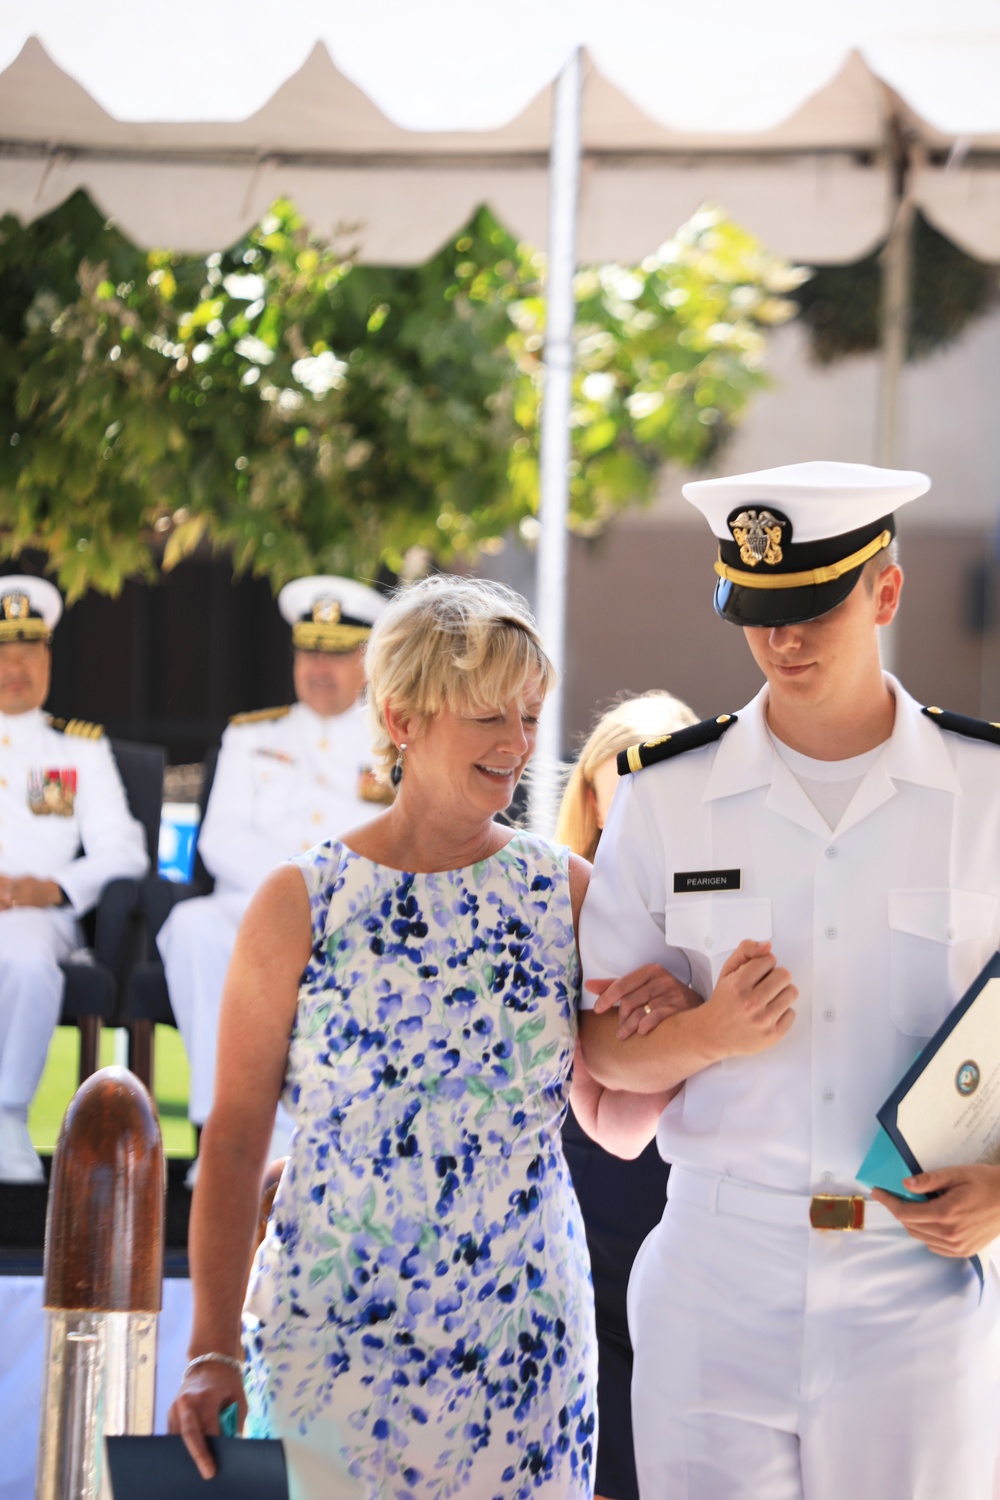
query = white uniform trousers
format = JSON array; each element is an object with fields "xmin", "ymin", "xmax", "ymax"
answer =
[
  {"xmin": 0, "ymin": 907, "xmax": 78, "ymax": 1109},
  {"xmin": 157, "ymin": 891, "xmax": 293, "ymax": 1149},
  {"xmin": 629, "ymin": 1168, "xmax": 1000, "ymax": 1500}
]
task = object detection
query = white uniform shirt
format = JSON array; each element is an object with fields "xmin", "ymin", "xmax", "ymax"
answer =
[
  {"xmin": 197, "ymin": 700, "xmax": 381, "ymax": 897},
  {"xmin": 580, "ymin": 677, "xmax": 1000, "ymax": 1195},
  {"xmin": 0, "ymin": 708, "xmax": 148, "ymax": 914}
]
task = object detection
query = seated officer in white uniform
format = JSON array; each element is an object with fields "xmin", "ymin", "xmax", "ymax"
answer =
[
  {"xmin": 157, "ymin": 576, "xmax": 386, "ymax": 1174},
  {"xmin": 578, "ymin": 463, "xmax": 1000, "ymax": 1500},
  {"xmin": 0, "ymin": 576, "xmax": 148, "ymax": 1182}
]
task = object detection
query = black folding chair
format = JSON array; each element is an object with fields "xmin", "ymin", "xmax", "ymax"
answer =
[
  {"xmin": 125, "ymin": 747, "xmax": 218, "ymax": 1089},
  {"xmin": 58, "ymin": 738, "xmax": 165, "ymax": 1084}
]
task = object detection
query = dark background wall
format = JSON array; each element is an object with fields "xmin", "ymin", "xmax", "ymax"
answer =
[{"xmin": 2, "ymin": 558, "xmax": 294, "ymax": 764}]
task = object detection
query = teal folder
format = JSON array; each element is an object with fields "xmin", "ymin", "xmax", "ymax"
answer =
[{"xmin": 856, "ymin": 1123, "xmax": 926, "ymax": 1201}]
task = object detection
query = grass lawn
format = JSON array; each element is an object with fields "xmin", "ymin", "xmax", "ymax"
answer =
[{"xmin": 28, "ymin": 1025, "xmax": 196, "ymax": 1158}]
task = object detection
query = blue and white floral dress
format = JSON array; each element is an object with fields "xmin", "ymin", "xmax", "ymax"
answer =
[{"xmin": 243, "ymin": 832, "xmax": 597, "ymax": 1500}]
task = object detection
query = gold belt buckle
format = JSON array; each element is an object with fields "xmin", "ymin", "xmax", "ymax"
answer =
[{"xmin": 809, "ymin": 1194, "xmax": 865, "ymax": 1231}]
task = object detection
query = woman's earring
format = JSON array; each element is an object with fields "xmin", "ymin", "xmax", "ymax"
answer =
[{"xmin": 390, "ymin": 743, "xmax": 407, "ymax": 787}]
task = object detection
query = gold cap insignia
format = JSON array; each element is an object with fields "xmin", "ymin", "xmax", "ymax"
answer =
[
  {"xmin": 312, "ymin": 597, "xmax": 341, "ymax": 625},
  {"xmin": 729, "ymin": 509, "xmax": 785, "ymax": 569},
  {"xmin": 2, "ymin": 590, "xmax": 30, "ymax": 621}
]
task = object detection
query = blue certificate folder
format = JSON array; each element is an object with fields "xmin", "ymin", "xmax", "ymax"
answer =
[
  {"xmin": 857, "ymin": 952, "xmax": 1000, "ymax": 1199},
  {"xmin": 856, "ymin": 953, "xmax": 1000, "ymax": 1294},
  {"xmin": 878, "ymin": 951, "xmax": 1000, "ymax": 1176},
  {"xmin": 105, "ymin": 1436, "xmax": 288, "ymax": 1500}
]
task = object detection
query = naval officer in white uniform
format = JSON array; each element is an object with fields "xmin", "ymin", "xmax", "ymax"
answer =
[
  {"xmin": 157, "ymin": 576, "xmax": 386, "ymax": 1169},
  {"xmin": 0, "ymin": 576, "xmax": 148, "ymax": 1181},
  {"xmin": 578, "ymin": 463, "xmax": 1000, "ymax": 1500}
]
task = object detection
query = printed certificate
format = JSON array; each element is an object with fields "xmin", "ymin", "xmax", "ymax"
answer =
[{"xmin": 878, "ymin": 953, "xmax": 1000, "ymax": 1176}]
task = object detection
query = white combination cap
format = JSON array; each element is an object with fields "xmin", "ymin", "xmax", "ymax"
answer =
[
  {"xmin": 681, "ymin": 460, "xmax": 930, "ymax": 627},
  {"xmin": 0, "ymin": 575, "xmax": 63, "ymax": 642},
  {"xmin": 278, "ymin": 575, "xmax": 385, "ymax": 653}
]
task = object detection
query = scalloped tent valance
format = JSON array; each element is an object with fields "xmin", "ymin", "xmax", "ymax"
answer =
[{"xmin": 2, "ymin": 0, "xmax": 1000, "ymax": 262}]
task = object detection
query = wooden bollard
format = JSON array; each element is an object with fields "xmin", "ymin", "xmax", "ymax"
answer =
[{"xmin": 36, "ymin": 1066, "xmax": 164, "ymax": 1500}]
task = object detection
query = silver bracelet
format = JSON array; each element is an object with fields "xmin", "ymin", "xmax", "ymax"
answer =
[{"xmin": 184, "ymin": 1352, "xmax": 244, "ymax": 1379}]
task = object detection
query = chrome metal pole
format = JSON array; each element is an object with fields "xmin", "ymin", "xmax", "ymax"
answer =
[
  {"xmin": 530, "ymin": 47, "xmax": 583, "ymax": 838},
  {"xmin": 37, "ymin": 1311, "xmax": 158, "ymax": 1500}
]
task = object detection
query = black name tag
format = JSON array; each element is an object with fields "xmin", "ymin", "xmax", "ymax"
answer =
[{"xmin": 673, "ymin": 869, "xmax": 741, "ymax": 893}]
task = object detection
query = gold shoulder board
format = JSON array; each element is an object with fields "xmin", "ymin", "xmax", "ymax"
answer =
[
  {"xmin": 49, "ymin": 715, "xmax": 105, "ymax": 740},
  {"xmin": 229, "ymin": 705, "xmax": 292, "ymax": 727},
  {"xmin": 923, "ymin": 706, "xmax": 1000, "ymax": 746},
  {"xmin": 617, "ymin": 714, "xmax": 737, "ymax": 776}
]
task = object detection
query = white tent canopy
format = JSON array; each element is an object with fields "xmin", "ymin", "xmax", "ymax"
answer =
[{"xmin": 2, "ymin": 2, "xmax": 1000, "ymax": 263}]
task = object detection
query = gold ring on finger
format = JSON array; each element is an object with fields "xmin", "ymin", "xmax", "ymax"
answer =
[{"xmin": 642, "ymin": 1002, "xmax": 652, "ymax": 1016}]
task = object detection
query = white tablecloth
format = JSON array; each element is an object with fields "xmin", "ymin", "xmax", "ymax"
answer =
[{"xmin": 0, "ymin": 1276, "xmax": 193, "ymax": 1500}]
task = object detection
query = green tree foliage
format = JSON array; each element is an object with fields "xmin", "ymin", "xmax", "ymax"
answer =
[
  {"xmin": 0, "ymin": 193, "xmax": 800, "ymax": 598},
  {"xmin": 794, "ymin": 212, "xmax": 996, "ymax": 365}
]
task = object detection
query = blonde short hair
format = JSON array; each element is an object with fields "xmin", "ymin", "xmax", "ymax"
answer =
[
  {"xmin": 365, "ymin": 575, "xmax": 554, "ymax": 778},
  {"xmin": 556, "ymin": 691, "xmax": 699, "ymax": 860}
]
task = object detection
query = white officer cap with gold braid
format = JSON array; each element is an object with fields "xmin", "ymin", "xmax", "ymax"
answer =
[
  {"xmin": 278, "ymin": 576, "xmax": 385, "ymax": 654},
  {"xmin": 0, "ymin": 575, "xmax": 62, "ymax": 644},
  {"xmin": 682, "ymin": 461, "xmax": 929, "ymax": 628}
]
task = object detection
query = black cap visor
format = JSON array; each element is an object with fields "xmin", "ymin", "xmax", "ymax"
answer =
[{"xmin": 714, "ymin": 563, "xmax": 866, "ymax": 628}]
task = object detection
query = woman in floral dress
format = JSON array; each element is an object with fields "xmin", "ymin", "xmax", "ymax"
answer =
[{"xmin": 169, "ymin": 576, "xmax": 601, "ymax": 1498}]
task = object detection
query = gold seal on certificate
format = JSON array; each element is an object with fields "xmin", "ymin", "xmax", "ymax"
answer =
[{"xmin": 878, "ymin": 954, "xmax": 1000, "ymax": 1176}]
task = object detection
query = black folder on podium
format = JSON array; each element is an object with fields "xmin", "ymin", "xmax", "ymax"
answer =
[{"xmin": 105, "ymin": 1436, "xmax": 288, "ymax": 1499}]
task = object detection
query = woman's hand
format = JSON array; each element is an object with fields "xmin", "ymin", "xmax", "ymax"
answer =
[
  {"xmin": 699, "ymin": 939, "xmax": 797, "ymax": 1057},
  {"xmin": 167, "ymin": 1361, "xmax": 247, "ymax": 1479},
  {"xmin": 585, "ymin": 964, "xmax": 701, "ymax": 1040}
]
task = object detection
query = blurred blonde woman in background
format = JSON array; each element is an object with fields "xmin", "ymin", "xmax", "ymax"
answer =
[
  {"xmin": 557, "ymin": 693, "xmax": 698, "ymax": 864},
  {"xmin": 559, "ymin": 692, "xmax": 698, "ymax": 1500}
]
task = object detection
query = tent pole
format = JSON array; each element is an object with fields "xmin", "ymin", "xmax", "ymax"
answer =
[
  {"xmin": 875, "ymin": 118, "xmax": 915, "ymax": 675},
  {"xmin": 530, "ymin": 47, "xmax": 583, "ymax": 838},
  {"xmin": 876, "ymin": 195, "xmax": 914, "ymax": 472}
]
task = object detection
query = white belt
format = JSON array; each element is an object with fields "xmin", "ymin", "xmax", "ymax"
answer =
[{"xmin": 668, "ymin": 1166, "xmax": 900, "ymax": 1232}]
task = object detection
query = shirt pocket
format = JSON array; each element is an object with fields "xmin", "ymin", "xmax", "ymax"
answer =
[
  {"xmin": 888, "ymin": 889, "xmax": 1000, "ymax": 1037},
  {"xmin": 664, "ymin": 896, "xmax": 773, "ymax": 990}
]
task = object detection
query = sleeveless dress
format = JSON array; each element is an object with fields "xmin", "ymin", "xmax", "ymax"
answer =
[{"xmin": 243, "ymin": 832, "xmax": 597, "ymax": 1500}]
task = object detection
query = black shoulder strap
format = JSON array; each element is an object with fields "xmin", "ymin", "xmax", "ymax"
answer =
[
  {"xmin": 922, "ymin": 705, "xmax": 1000, "ymax": 746},
  {"xmin": 617, "ymin": 713, "xmax": 738, "ymax": 776}
]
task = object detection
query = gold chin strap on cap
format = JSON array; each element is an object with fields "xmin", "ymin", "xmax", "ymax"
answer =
[
  {"xmin": 714, "ymin": 530, "xmax": 892, "ymax": 591},
  {"xmin": 292, "ymin": 622, "xmax": 371, "ymax": 652}
]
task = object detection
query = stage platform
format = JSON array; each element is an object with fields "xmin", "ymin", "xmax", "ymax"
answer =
[{"xmin": 0, "ymin": 1154, "xmax": 194, "ymax": 1276}]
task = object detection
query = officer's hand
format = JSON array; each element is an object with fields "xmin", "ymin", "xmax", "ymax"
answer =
[
  {"xmin": 6, "ymin": 877, "xmax": 63, "ymax": 909},
  {"xmin": 871, "ymin": 1163, "xmax": 1000, "ymax": 1257},
  {"xmin": 586, "ymin": 965, "xmax": 701, "ymax": 1040},
  {"xmin": 168, "ymin": 1363, "xmax": 247, "ymax": 1479},
  {"xmin": 701, "ymin": 939, "xmax": 797, "ymax": 1057},
  {"xmin": 0, "ymin": 876, "xmax": 12, "ymax": 911}
]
